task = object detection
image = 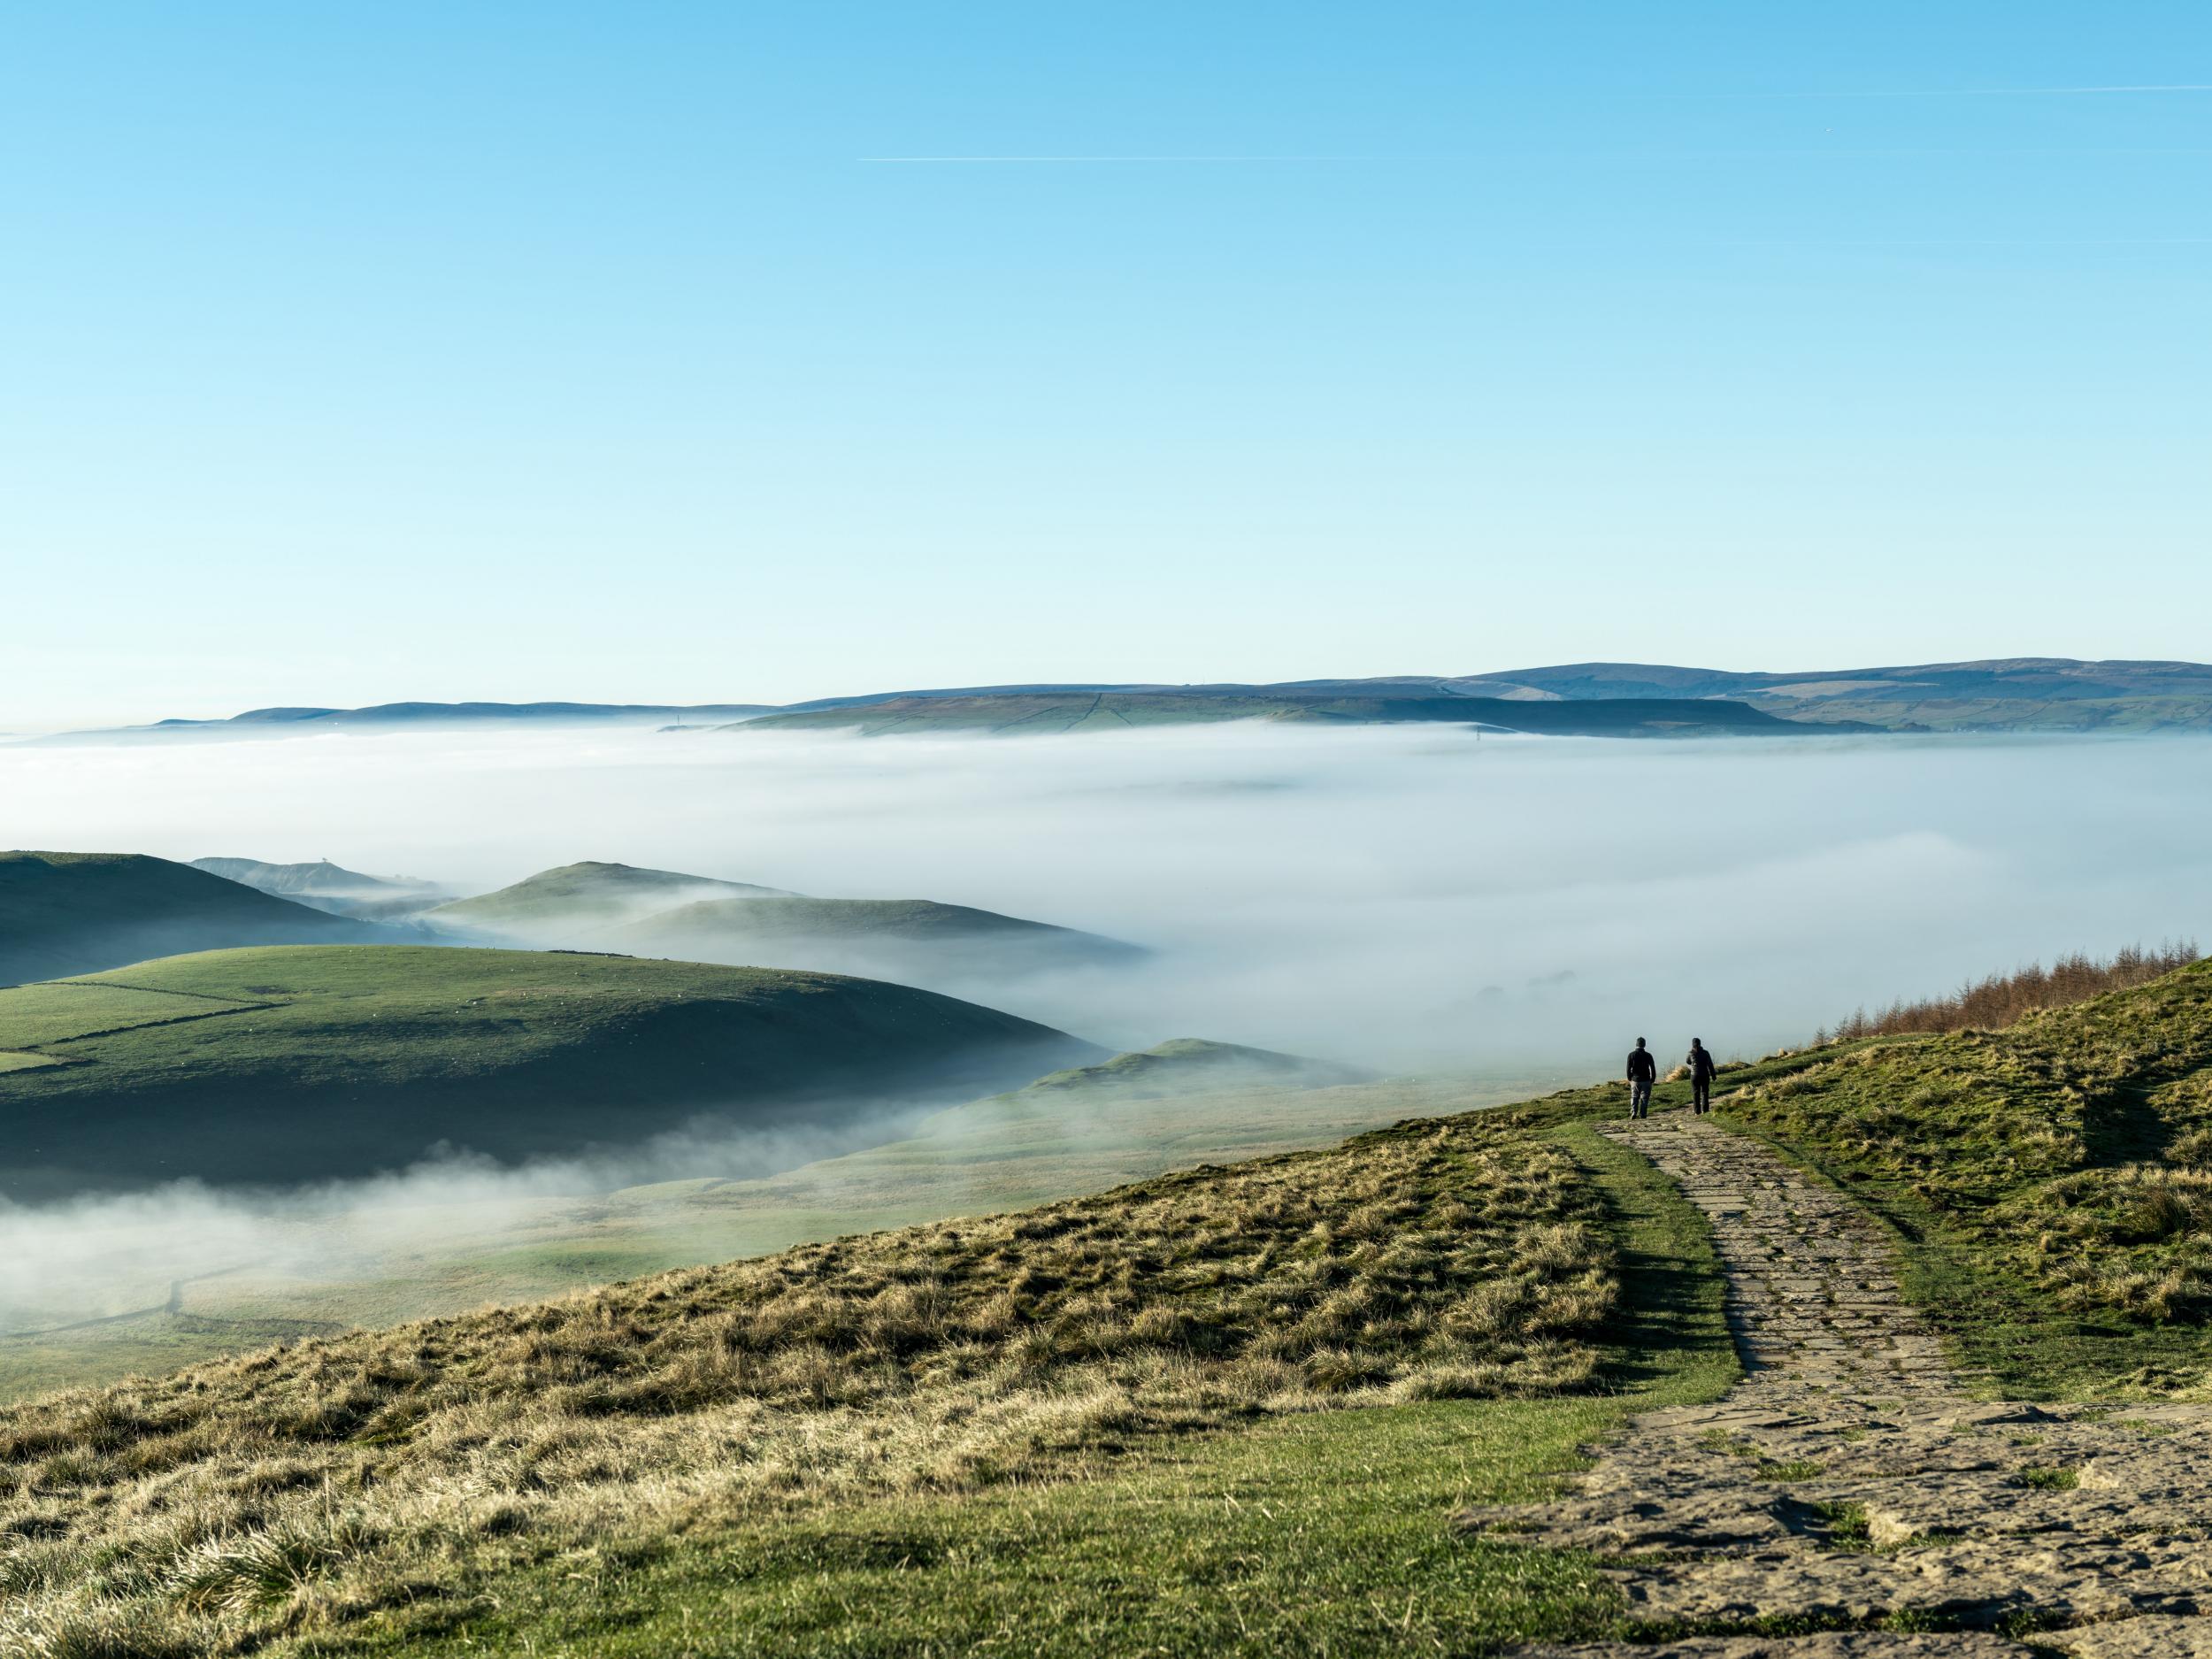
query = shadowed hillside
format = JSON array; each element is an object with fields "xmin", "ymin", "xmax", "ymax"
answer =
[
  {"xmin": 0, "ymin": 851, "xmax": 388, "ymax": 987},
  {"xmin": 0, "ymin": 946, "xmax": 1102, "ymax": 1197}
]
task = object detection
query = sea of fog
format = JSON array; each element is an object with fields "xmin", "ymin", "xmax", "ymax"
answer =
[
  {"xmin": 9, "ymin": 719, "xmax": 2208, "ymax": 1072},
  {"xmin": 5, "ymin": 719, "xmax": 2209, "ymax": 1340}
]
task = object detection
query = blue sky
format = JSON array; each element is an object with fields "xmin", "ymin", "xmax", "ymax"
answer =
[{"xmin": 3, "ymin": 3, "xmax": 2206, "ymax": 726}]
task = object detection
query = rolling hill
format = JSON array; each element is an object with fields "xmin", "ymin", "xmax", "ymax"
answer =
[
  {"xmin": 190, "ymin": 856, "xmax": 449, "ymax": 920},
  {"xmin": 425, "ymin": 861, "xmax": 1139, "ymax": 980},
  {"xmin": 1448, "ymin": 657, "xmax": 2212, "ymax": 733},
  {"xmin": 0, "ymin": 850, "xmax": 391, "ymax": 987},
  {"xmin": 45, "ymin": 701, "xmax": 775, "ymax": 741},
  {"xmin": 0, "ymin": 945, "xmax": 1103, "ymax": 1197},
  {"xmin": 424, "ymin": 861, "xmax": 795, "ymax": 941},
  {"xmin": 605, "ymin": 894, "xmax": 1144, "ymax": 977},
  {"xmin": 80, "ymin": 657, "xmax": 2212, "ymax": 744},
  {"xmin": 1005, "ymin": 1036, "xmax": 1371, "ymax": 1099}
]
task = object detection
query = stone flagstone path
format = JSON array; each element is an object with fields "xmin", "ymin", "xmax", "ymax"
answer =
[{"xmin": 1458, "ymin": 1118, "xmax": 2212, "ymax": 1656}]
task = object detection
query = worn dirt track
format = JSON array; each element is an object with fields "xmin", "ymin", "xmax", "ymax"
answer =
[{"xmin": 1461, "ymin": 1117, "xmax": 2212, "ymax": 1656}]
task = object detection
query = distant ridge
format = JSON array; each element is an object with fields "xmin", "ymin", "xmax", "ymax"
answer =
[
  {"xmin": 190, "ymin": 857, "xmax": 449, "ymax": 921},
  {"xmin": 53, "ymin": 657, "xmax": 2212, "ymax": 741},
  {"xmin": 735, "ymin": 692, "xmax": 1864, "ymax": 739},
  {"xmin": 42, "ymin": 702, "xmax": 772, "ymax": 742}
]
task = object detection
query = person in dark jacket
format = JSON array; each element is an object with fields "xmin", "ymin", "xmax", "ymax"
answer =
[
  {"xmin": 1686, "ymin": 1038, "xmax": 1717, "ymax": 1114},
  {"xmin": 1625, "ymin": 1037, "xmax": 1656, "ymax": 1119}
]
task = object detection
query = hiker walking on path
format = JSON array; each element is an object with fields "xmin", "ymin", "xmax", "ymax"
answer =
[
  {"xmin": 1625, "ymin": 1037, "xmax": 1656, "ymax": 1119},
  {"xmin": 1686, "ymin": 1037, "xmax": 1717, "ymax": 1114}
]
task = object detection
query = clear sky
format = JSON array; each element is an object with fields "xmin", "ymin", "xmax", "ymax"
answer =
[{"xmin": 4, "ymin": 3, "xmax": 2207, "ymax": 727}]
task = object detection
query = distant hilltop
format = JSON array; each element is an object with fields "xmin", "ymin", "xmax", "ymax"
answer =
[{"xmin": 39, "ymin": 657, "xmax": 2212, "ymax": 741}]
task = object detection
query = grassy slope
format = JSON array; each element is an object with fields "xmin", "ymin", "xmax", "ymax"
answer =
[
  {"xmin": 426, "ymin": 863, "xmax": 791, "ymax": 933},
  {"xmin": 0, "ymin": 1088, "xmax": 1734, "ymax": 1658},
  {"xmin": 1714, "ymin": 959, "xmax": 2212, "ymax": 1396},
  {"xmin": 0, "ymin": 850, "xmax": 374, "ymax": 986},
  {"xmin": 35, "ymin": 965, "xmax": 2212, "ymax": 1648},
  {"xmin": 2, "ymin": 1064, "xmax": 1544, "ymax": 1400},
  {"xmin": 0, "ymin": 946, "xmax": 1101, "ymax": 1194},
  {"xmin": 609, "ymin": 895, "xmax": 1139, "ymax": 958}
]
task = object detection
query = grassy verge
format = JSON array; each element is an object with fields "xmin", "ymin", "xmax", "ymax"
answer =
[
  {"xmin": 1704, "ymin": 959, "xmax": 2212, "ymax": 1398},
  {"xmin": 303, "ymin": 1113, "xmax": 1736, "ymax": 1657},
  {"xmin": 2, "ymin": 1073, "xmax": 1544, "ymax": 1401},
  {"xmin": 1714, "ymin": 1114, "xmax": 2212, "ymax": 1400}
]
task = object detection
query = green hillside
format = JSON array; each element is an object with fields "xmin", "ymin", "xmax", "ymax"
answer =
[
  {"xmin": 608, "ymin": 894, "xmax": 1141, "ymax": 971},
  {"xmin": 0, "ymin": 850, "xmax": 380, "ymax": 987},
  {"xmin": 426, "ymin": 861, "xmax": 795, "ymax": 940},
  {"xmin": 0, "ymin": 1055, "xmax": 1543, "ymax": 1400},
  {"xmin": 0, "ymin": 945, "xmax": 1102, "ymax": 1197}
]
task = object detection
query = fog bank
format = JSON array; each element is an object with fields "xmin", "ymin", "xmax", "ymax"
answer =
[{"xmin": 6, "ymin": 722, "xmax": 2208, "ymax": 1071}]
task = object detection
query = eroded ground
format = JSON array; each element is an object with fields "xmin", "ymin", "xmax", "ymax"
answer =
[{"xmin": 1464, "ymin": 1118, "xmax": 2212, "ymax": 1655}]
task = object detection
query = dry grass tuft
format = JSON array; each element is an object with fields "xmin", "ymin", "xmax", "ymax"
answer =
[
  {"xmin": 0, "ymin": 1109, "xmax": 1607, "ymax": 1655},
  {"xmin": 1820, "ymin": 941, "xmax": 2200, "ymax": 1044}
]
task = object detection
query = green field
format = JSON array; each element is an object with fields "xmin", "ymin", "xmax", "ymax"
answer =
[
  {"xmin": 0, "ymin": 979, "xmax": 266, "ymax": 1044},
  {"xmin": 0, "ymin": 944, "xmax": 1100, "ymax": 1197}
]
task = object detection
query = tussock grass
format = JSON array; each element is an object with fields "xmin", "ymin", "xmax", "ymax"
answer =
[{"xmin": 0, "ymin": 1109, "xmax": 1612, "ymax": 1655}]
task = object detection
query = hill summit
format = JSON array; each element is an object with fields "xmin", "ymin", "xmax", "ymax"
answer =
[{"xmin": 0, "ymin": 850, "xmax": 387, "ymax": 987}]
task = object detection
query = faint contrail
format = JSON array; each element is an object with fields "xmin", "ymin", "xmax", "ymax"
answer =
[
  {"xmin": 1719, "ymin": 83, "xmax": 2212, "ymax": 98},
  {"xmin": 860, "ymin": 155, "xmax": 1402, "ymax": 164},
  {"xmin": 862, "ymin": 147, "xmax": 2212, "ymax": 165}
]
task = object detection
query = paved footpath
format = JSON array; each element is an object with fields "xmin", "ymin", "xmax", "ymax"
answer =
[{"xmin": 1459, "ymin": 1117, "xmax": 2212, "ymax": 1657}]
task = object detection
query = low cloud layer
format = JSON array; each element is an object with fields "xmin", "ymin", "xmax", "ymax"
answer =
[
  {"xmin": 0, "ymin": 1108, "xmax": 928, "ymax": 1333},
  {"xmin": 4, "ymin": 721, "xmax": 2209, "ymax": 1349},
  {"xmin": 6, "ymin": 721, "xmax": 2207, "ymax": 1071}
]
